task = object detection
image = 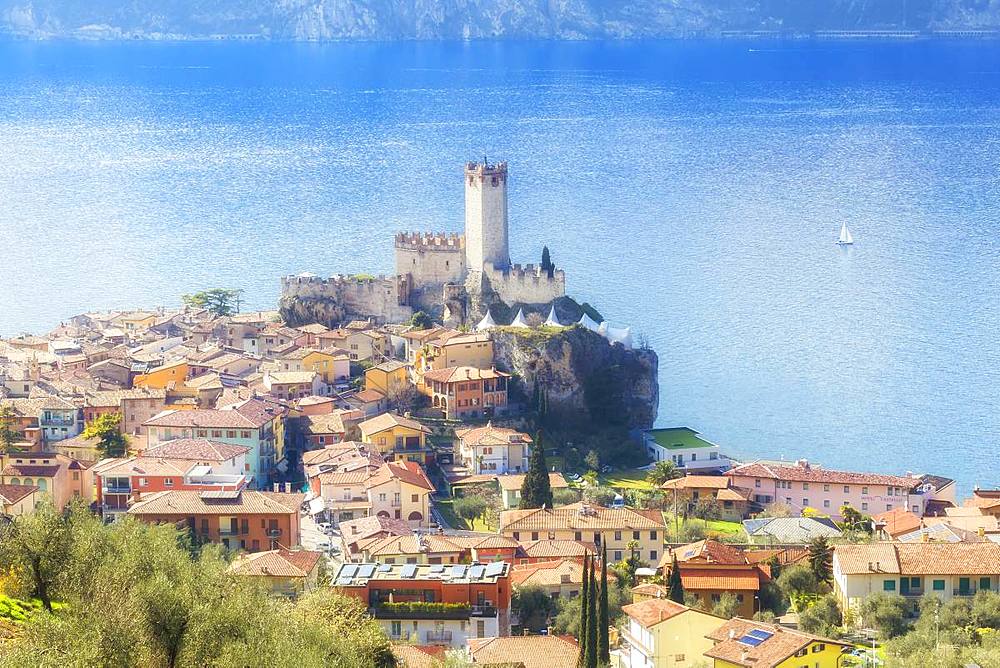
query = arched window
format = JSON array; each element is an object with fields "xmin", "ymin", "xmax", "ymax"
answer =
[
  {"xmin": 22, "ymin": 478, "xmax": 32, "ymax": 487},
  {"xmin": 9, "ymin": 478, "xmax": 19, "ymax": 486},
  {"xmin": 408, "ymin": 511, "xmax": 423, "ymax": 522},
  {"xmin": 36, "ymin": 479, "xmax": 47, "ymax": 492}
]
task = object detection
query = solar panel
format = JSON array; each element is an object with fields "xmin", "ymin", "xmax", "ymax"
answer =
[
  {"xmin": 378, "ymin": 564, "xmax": 393, "ymax": 573},
  {"xmin": 747, "ymin": 629, "xmax": 773, "ymax": 641},
  {"xmin": 357, "ymin": 564, "xmax": 376, "ymax": 579},
  {"xmin": 400, "ymin": 564, "xmax": 418, "ymax": 579},
  {"xmin": 738, "ymin": 635, "xmax": 765, "ymax": 647},
  {"xmin": 468, "ymin": 565, "xmax": 486, "ymax": 579},
  {"xmin": 484, "ymin": 561, "xmax": 505, "ymax": 578},
  {"xmin": 429, "ymin": 565, "xmax": 445, "ymax": 573},
  {"xmin": 340, "ymin": 564, "xmax": 359, "ymax": 578},
  {"xmin": 451, "ymin": 565, "xmax": 467, "ymax": 578}
]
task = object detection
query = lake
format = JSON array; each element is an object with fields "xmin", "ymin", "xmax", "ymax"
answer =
[{"xmin": 1, "ymin": 39, "xmax": 998, "ymax": 493}]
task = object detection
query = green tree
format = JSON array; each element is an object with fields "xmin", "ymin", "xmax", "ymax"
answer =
[
  {"xmin": 181, "ymin": 288, "xmax": 242, "ymax": 317},
  {"xmin": 776, "ymin": 564, "xmax": 821, "ymax": 601},
  {"xmin": 598, "ymin": 543, "xmax": 610, "ymax": 665},
  {"xmin": 582, "ymin": 485, "xmax": 615, "ymax": 508},
  {"xmin": 711, "ymin": 592, "xmax": 741, "ymax": 619},
  {"xmin": 808, "ymin": 536, "xmax": 833, "ymax": 585},
  {"xmin": 585, "ymin": 557, "xmax": 598, "ymax": 668},
  {"xmin": 0, "ymin": 404, "xmax": 17, "ymax": 454},
  {"xmin": 645, "ymin": 460, "xmax": 680, "ymax": 486},
  {"xmin": 453, "ymin": 495, "xmax": 488, "ymax": 523},
  {"xmin": 584, "ymin": 450, "xmax": 600, "ymax": 472},
  {"xmin": 798, "ymin": 594, "xmax": 842, "ymax": 637},
  {"xmin": 839, "ymin": 505, "xmax": 873, "ymax": 534},
  {"xmin": 578, "ymin": 552, "xmax": 590, "ymax": 666},
  {"xmin": 519, "ymin": 432, "xmax": 553, "ymax": 510},
  {"xmin": 667, "ymin": 553, "xmax": 684, "ymax": 604},
  {"xmin": 513, "ymin": 585, "xmax": 555, "ymax": 634},
  {"xmin": 408, "ymin": 311, "xmax": 434, "ymax": 330},
  {"xmin": 81, "ymin": 411, "xmax": 128, "ymax": 458},
  {"xmin": 541, "ymin": 246, "xmax": 553, "ymax": 275},
  {"xmin": 858, "ymin": 592, "xmax": 909, "ymax": 639}
]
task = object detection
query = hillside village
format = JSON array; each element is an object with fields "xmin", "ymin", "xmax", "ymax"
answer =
[{"xmin": 2, "ymin": 163, "xmax": 999, "ymax": 666}]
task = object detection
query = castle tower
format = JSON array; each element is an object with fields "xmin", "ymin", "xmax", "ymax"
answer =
[{"xmin": 465, "ymin": 159, "xmax": 510, "ymax": 272}]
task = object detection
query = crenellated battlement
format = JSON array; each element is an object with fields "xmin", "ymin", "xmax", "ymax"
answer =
[
  {"xmin": 480, "ymin": 262, "xmax": 566, "ymax": 306},
  {"xmin": 282, "ymin": 273, "xmax": 399, "ymax": 289},
  {"xmin": 394, "ymin": 231, "xmax": 465, "ymax": 251}
]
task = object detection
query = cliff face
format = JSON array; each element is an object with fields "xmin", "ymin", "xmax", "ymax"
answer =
[
  {"xmin": 492, "ymin": 325, "xmax": 658, "ymax": 431},
  {"xmin": 3, "ymin": 1, "xmax": 1000, "ymax": 40}
]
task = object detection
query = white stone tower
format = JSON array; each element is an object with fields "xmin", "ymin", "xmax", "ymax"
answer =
[{"xmin": 464, "ymin": 159, "xmax": 510, "ymax": 272}]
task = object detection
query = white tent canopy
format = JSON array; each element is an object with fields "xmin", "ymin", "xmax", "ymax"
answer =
[
  {"xmin": 599, "ymin": 321, "xmax": 633, "ymax": 349},
  {"xmin": 510, "ymin": 308, "xmax": 531, "ymax": 328},
  {"xmin": 578, "ymin": 312, "xmax": 601, "ymax": 332},
  {"xmin": 545, "ymin": 305, "xmax": 563, "ymax": 327},
  {"xmin": 476, "ymin": 310, "xmax": 497, "ymax": 331}
]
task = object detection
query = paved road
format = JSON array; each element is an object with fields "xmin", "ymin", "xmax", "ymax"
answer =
[{"xmin": 299, "ymin": 511, "xmax": 343, "ymax": 567}]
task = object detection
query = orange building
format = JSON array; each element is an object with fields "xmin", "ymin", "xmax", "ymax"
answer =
[
  {"xmin": 127, "ymin": 489, "xmax": 303, "ymax": 552},
  {"xmin": 659, "ymin": 539, "xmax": 771, "ymax": 618},
  {"xmin": 421, "ymin": 366, "xmax": 510, "ymax": 420}
]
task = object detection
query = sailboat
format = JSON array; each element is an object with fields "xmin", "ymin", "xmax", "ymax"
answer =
[{"xmin": 837, "ymin": 222, "xmax": 854, "ymax": 245}]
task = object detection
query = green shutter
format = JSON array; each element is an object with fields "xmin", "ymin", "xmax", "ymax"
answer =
[{"xmin": 980, "ymin": 578, "xmax": 991, "ymax": 591}]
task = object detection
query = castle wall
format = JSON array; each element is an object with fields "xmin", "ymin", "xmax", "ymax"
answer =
[
  {"xmin": 280, "ymin": 275, "xmax": 413, "ymax": 324},
  {"xmin": 393, "ymin": 232, "xmax": 466, "ymax": 290},
  {"xmin": 482, "ymin": 263, "xmax": 566, "ymax": 307},
  {"xmin": 465, "ymin": 162, "xmax": 510, "ymax": 272}
]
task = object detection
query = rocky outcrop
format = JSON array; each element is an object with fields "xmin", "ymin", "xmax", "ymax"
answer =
[
  {"xmin": 4, "ymin": 1, "xmax": 1000, "ymax": 41},
  {"xmin": 492, "ymin": 325, "xmax": 658, "ymax": 431}
]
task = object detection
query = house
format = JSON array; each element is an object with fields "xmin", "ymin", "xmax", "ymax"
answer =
[
  {"xmin": 895, "ymin": 522, "xmax": 991, "ymax": 544},
  {"xmin": 143, "ymin": 398, "xmax": 285, "ymax": 487},
  {"xmin": 496, "ymin": 472, "xmax": 569, "ymax": 510},
  {"xmin": 617, "ymin": 598, "xmax": 724, "ymax": 668},
  {"xmin": 359, "ymin": 412, "xmax": 434, "ymax": 464},
  {"xmin": 516, "ymin": 539, "xmax": 596, "ymax": 565},
  {"xmin": 275, "ymin": 347, "xmax": 350, "ymax": 385},
  {"xmin": 421, "ymin": 366, "xmax": 510, "ymax": 420},
  {"xmin": 726, "ymin": 460, "xmax": 932, "ymax": 518},
  {"xmin": 127, "ymin": 489, "xmax": 304, "ymax": 552},
  {"xmin": 467, "ymin": 635, "xmax": 579, "ymax": 668},
  {"xmin": 965, "ymin": 489, "xmax": 1000, "ymax": 520},
  {"xmin": 318, "ymin": 328, "xmax": 387, "ymax": 362},
  {"xmin": 510, "ymin": 558, "xmax": 613, "ymax": 601},
  {"xmin": 832, "ymin": 543, "xmax": 1000, "ymax": 610},
  {"xmin": 339, "ymin": 515, "xmax": 414, "ymax": 561},
  {"xmin": 83, "ymin": 387, "xmax": 168, "ymax": 436},
  {"xmin": 660, "ymin": 476, "xmax": 752, "ymax": 522},
  {"xmin": 742, "ymin": 517, "xmax": 842, "ymax": 546},
  {"xmin": 500, "ymin": 503, "xmax": 666, "ymax": 565},
  {"xmin": 229, "ymin": 549, "xmax": 323, "ymax": 598},
  {"xmin": 1, "ymin": 452, "xmax": 73, "ymax": 508},
  {"xmin": 263, "ymin": 370, "xmax": 323, "ymax": 400},
  {"xmin": 641, "ymin": 428, "xmax": 728, "ymax": 472},
  {"xmin": 872, "ymin": 507, "xmax": 922, "ymax": 539},
  {"xmin": 415, "ymin": 332, "xmax": 494, "ymax": 376},
  {"xmin": 0, "ymin": 397, "xmax": 45, "ymax": 446},
  {"xmin": 300, "ymin": 410, "xmax": 362, "ymax": 447},
  {"xmin": 455, "ymin": 423, "xmax": 532, "ymax": 476},
  {"xmin": 133, "ymin": 360, "xmax": 189, "ymax": 390},
  {"xmin": 365, "ymin": 360, "xmax": 410, "ymax": 397},
  {"xmin": 37, "ymin": 394, "xmax": 82, "ymax": 443},
  {"xmin": 331, "ymin": 560, "xmax": 512, "ymax": 648},
  {"xmin": 349, "ymin": 388, "xmax": 389, "ymax": 417},
  {"xmin": 367, "ymin": 460, "xmax": 435, "ymax": 528},
  {"xmin": 391, "ymin": 645, "xmax": 447, "ymax": 668},
  {"xmin": 658, "ymin": 540, "xmax": 771, "ymax": 619},
  {"xmin": 53, "ymin": 433, "xmax": 103, "ymax": 463},
  {"xmin": 93, "ymin": 450, "xmax": 250, "ymax": 518},
  {"xmin": 0, "ymin": 484, "xmax": 39, "ymax": 518},
  {"xmin": 305, "ymin": 442, "xmax": 385, "ymax": 524},
  {"xmin": 361, "ymin": 534, "xmax": 466, "ymax": 565},
  {"xmin": 703, "ymin": 618, "xmax": 851, "ymax": 668}
]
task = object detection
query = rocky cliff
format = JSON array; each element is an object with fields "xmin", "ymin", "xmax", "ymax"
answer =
[
  {"xmin": 492, "ymin": 325, "xmax": 658, "ymax": 432},
  {"xmin": 3, "ymin": 1, "xmax": 1000, "ymax": 40}
]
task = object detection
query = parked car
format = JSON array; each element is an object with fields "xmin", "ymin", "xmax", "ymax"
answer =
[
  {"xmin": 315, "ymin": 538, "xmax": 333, "ymax": 550},
  {"xmin": 317, "ymin": 521, "xmax": 334, "ymax": 534}
]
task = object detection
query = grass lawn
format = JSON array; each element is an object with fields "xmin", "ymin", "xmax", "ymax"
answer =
[
  {"xmin": 598, "ymin": 468, "xmax": 655, "ymax": 490},
  {"xmin": 434, "ymin": 499, "xmax": 494, "ymax": 532},
  {"xmin": 662, "ymin": 513, "xmax": 743, "ymax": 536}
]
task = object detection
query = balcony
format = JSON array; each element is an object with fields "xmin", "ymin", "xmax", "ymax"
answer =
[
  {"xmin": 954, "ymin": 587, "xmax": 978, "ymax": 597},
  {"xmin": 371, "ymin": 602, "xmax": 472, "ymax": 620},
  {"xmin": 220, "ymin": 527, "xmax": 239, "ymax": 537},
  {"xmin": 103, "ymin": 485, "xmax": 131, "ymax": 494},
  {"xmin": 470, "ymin": 604, "xmax": 498, "ymax": 617},
  {"xmin": 41, "ymin": 416, "xmax": 76, "ymax": 426},
  {"xmin": 426, "ymin": 630, "xmax": 453, "ymax": 645},
  {"xmin": 390, "ymin": 499, "xmax": 402, "ymax": 508},
  {"xmin": 901, "ymin": 589, "xmax": 925, "ymax": 598}
]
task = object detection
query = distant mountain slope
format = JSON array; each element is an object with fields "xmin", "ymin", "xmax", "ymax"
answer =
[{"xmin": 2, "ymin": 1, "xmax": 1000, "ymax": 40}]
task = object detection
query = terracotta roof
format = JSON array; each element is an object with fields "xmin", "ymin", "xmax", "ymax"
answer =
[
  {"xmin": 518, "ymin": 540, "xmax": 596, "ymax": 558},
  {"xmin": 495, "ymin": 472, "xmax": 568, "ymax": 492},
  {"xmin": 510, "ymin": 559, "xmax": 609, "ymax": 589},
  {"xmin": 143, "ymin": 438, "xmax": 249, "ymax": 462},
  {"xmin": 680, "ymin": 568, "xmax": 762, "ymax": 591},
  {"xmin": 267, "ymin": 371, "xmax": 317, "ymax": 385},
  {"xmin": 671, "ymin": 539, "xmax": 748, "ymax": 565},
  {"xmin": 296, "ymin": 323, "xmax": 330, "ymax": 335},
  {"xmin": 83, "ymin": 388, "xmax": 167, "ymax": 407},
  {"xmin": 365, "ymin": 534, "xmax": 463, "ymax": 557},
  {"xmin": 622, "ymin": 598, "xmax": 691, "ymax": 628},
  {"xmin": 455, "ymin": 423, "xmax": 531, "ymax": 447},
  {"xmin": 302, "ymin": 412, "xmax": 350, "ymax": 436},
  {"xmin": 366, "ymin": 461, "xmax": 434, "ymax": 492},
  {"xmin": 500, "ymin": 503, "xmax": 665, "ymax": 532},
  {"xmin": 834, "ymin": 543, "xmax": 1000, "ymax": 575},
  {"xmin": 127, "ymin": 490, "xmax": 303, "ymax": 516},
  {"xmin": 144, "ymin": 398, "xmax": 283, "ymax": 430},
  {"xmin": 391, "ymin": 644, "xmax": 447, "ymax": 668},
  {"xmin": 339, "ymin": 515, "xmax": 413, "ymax": 543},
  {"xmin": 661, "ymin": 475, "xmax": 733, "ymax": 490},
  {"xmin": 727, "ymin": 461, "xmax": 916, "ymax": 489},
  {"xmin": 0, "ymin": 484, "xmax": 38, "ymax": 505},
  {"xmin": 2, "ymin": 464, "xmax": 61, "ymax": 478},
  {"xmin": 631, "ymin": 583, "xmax": 669, "ymax": 598},
  {"xmin": 467, "ymin": 635, "xmax": 579, "ymax": 668},
  {"xmin": 230, "ymin": 549, "xmax": 322, "ymax": 578},
  {"xmin": 422, "ymin": 366, "xmax": 509, "ymax": 384},
  {"xmin": 354, "ymin": 389, "xmax": 385, "ymax": 403},
  {"xmin": 873, "ymin": 507, "xmax": 922, "ymax": 537},
  {"xmin": 470, "ymin": 534, "xmax": 520, "ymax": 549},
  {"xmin": 358, "ymin": 412, "xmax": 431, "ymax": 436},
  {"xmin": 93, "ymin": 456, "xmax": 195, "ymax": 478},
  {"xmin": 704, "ymin": 619, "xmax": 848, "ymax": 668}
]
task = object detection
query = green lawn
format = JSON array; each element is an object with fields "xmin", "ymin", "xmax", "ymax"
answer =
[
  {"xmin": 598, "ymin": 468, "xmax": 656, "ymax": 490},
  {"xmin": 434, "ymin": 499, "xmax": 494, "ymax": 532},
  {"xmin": 662, "ymin": 513, "xmax": 743, "ymax": 537}
]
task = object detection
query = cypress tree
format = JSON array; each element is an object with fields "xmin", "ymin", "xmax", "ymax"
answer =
[
  {"xmin": 598, "ymin": 543, "xmax": 610, "ymax": 665},
  {"xmin": 541, "ymin": 246, "xmax": 553, "ymax": 275},
  {"xmin": 667, "ymin": 553, "xmax": 684, "ymax": 604},
  {"xmin": 586, "ymin": 556, "xmax": 598, "ymax": 668},
  {"xmin": 519, "ymin": 431, "xmax": 552, "ymax": 509},
  {"xmin": 578, "ymin": 552, "xmax": 590, "ymax": 667}
]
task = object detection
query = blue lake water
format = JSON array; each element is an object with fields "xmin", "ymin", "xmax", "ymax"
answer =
[{"xmin": 1, "ymin": 39, "xmax": 999, "ymax": 493}]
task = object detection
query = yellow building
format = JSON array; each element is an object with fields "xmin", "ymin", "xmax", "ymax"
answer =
[
  {"xmin": 118, "ymin": 311, "xmax": 158, "ymax": 333},
  {"xmin": 229, "ymin": 549, "xmax": 323, "ymax": 598},
  {"xmin": 133, "ymin": 360, "xmax": 189, "ymax": 390},
  {"xmin": 364, "ymin": 361, "xmax": 410, "ymax": 396},
  {"xmin": 618, "ymin": 598, "xmax": 724, "ymax": 668},
  {"xmin": 703, "ymin": 619, "xmax": 850, "ymax": 668},
  {"xmin": 500, "ymin": 503, "xmax": 667, "ymax": 565},
  {"xmin": 357, "ymin": 412, "xmax": 433, "ymax": 464},
  {"xmin": 277, "ymin": 348, "xmax": 350, "ymax": 385},
  {"xmin": 414, "ymin": 331, "xmax": 495, "ymax": 384}
]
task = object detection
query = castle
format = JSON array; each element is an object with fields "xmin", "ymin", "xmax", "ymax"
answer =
[{"xmin": 281, "ymin": 161, "xmax": 566, "ymax": 326}]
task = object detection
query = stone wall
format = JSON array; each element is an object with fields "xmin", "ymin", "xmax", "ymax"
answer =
[
  {"xmin": 393, "ymin": 232, "xmax": 466, "ymax": 290},
  {"xmin": 465, "ymin": 161, "xmax": 510, "ymax": 271},
  {"xmin": 279, "ymin": 274, "xmax": 413, "ymax": 326},
  {"xmin": 480, "ymin": 263, "xmax": 566, "ymax": 311}
]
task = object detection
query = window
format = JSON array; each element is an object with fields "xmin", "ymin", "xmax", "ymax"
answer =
[
  {"xmin": 575, "ymin": 531, "xmax": 582, "ymax": 541},
  {"xmin": 139, "ymin": 477, "xmax": 148, "ymax": 487},
  {"xmin": 614, "ymin": 531, "xmax": 622, "ymax": 541},
  {"xmin": 614, "ymin": 551, "xmax": 622, "ymax": 561},
  {"xmin": 981, "ymin": 577, "xmax": 992, "ymax": 591},
  {"xmin": 632, "ymin": 531, "xmax": 640, "ymax": 540},
  {"xmin": 531, "ymin": 532, "xmax": 539, "ymax": 541},
  {"xmin": 674, "ymin": 655, "xmax": 685, "ymax": 662},
  {"xmin": 813, "ymin": 644, "xmax": 825, "ymax": 653},
  {"xmin": 241, "ymin": 430, "xmax": 251, "ymax": 438},
  {"xmin": 803, "ymin": 499, "xmax": 809, "ymax": 507},
  {"xmin": 164, "ymin": 478, "xmax": 173, "ymax": 486},
  {"xmin": 862, "ymin": 486, "xmax": 869, "ymax": 494},
  {"xmin": 650, "ymin": 550, "xmax": 658, "ymax": 560},
  {"xmin": 803, "ymin": 482, "xmax": 809, "ymax": 490},
  {"xmin": 512, "ymin": 532, "xmax": 520, "ymax": 540},
  {"xmin": 823, "ymin": 484, "xmax": 830, "ymax": 492},
  {"xmin": 755, "ymin": 479, "xmax": 761, "ymax": 488},
  {"xmin": 883, "ymin": 580, "xmax": 896, "ymax": 592},
  {"xmin": 862, "ymin": 502, "xmax": 868, "ymax": 511},
  {"xmin": 411, "ymin": 494, "xmax": 418, "ymax": 502},
  {"xmin": 823, "ymin": 500, "xmax": 830, "ymax": 508},
  {"xmin": 844, "ymin": 486, "xmax": 850, "ymax": 493},
  {"xmin": 650, "ymin": 530, "xmax": 657, "ymax": 540}
]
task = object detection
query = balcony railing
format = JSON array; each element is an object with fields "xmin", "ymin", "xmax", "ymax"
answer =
[
  {"xmin": 390, "ymin": 499, "xmax": 402, "ymax": 508},
  {"xmin": 103, "ymin": 485, "xmax": 131, "ymax": 494},
  {"xmin": 371, "ymin": 603, "xmax": 472, "ymax": 620},
  {"xmin": 470, "ymin": 605, "xmax": 497, "ymax": 617},
  {"xmin": 41, "ymin": 417, "xmax": 76, "ymax": 426},
  {"xmin": 901, "ymin": 589, "xmax": 925, "ymax": 598},
  {"xmin": 426, "ymin": 630, "xmax": 453, "ymax": 644},
  {"xmin": 220, "ymin": 527, "xmax": 239, "ymax": 536},
  {"xmin": 954, "ymin": 587, "xmax": 977, "ymax": 597}
]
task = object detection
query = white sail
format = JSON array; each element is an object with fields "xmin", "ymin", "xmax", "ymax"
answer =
[
  {"xmin": 509, "ymin": 308, "xmax": 531, "ymax": 328},
  {"xmin": 838, "ymin": 222, "xmax": 854, "ymax": 245},
  {"xmin": 476, "ymin": 310, "xmax": 497, "ymax": 331},
  {"xmin": 544, "ymin": 305, "xmax": 562, "ymax": 327}
]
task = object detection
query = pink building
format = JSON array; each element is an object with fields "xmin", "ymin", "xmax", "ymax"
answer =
[{"xmin": 726, "ymin": 460, "xmax": 947, "ymax": 519}]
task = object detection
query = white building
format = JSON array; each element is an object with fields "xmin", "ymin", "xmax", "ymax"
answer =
[{"xmin": 642, "ymin": 427, "xmax": 728, "ymax": 472}]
